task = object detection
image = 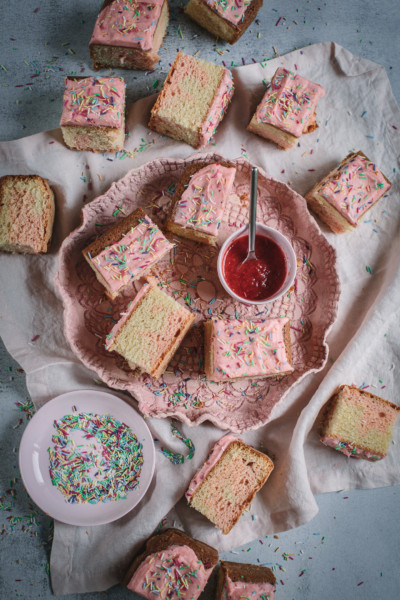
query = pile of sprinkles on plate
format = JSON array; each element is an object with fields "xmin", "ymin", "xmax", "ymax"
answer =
[{"xmin": 48, "ymin": 411, "xmax": 143, "ymax": 504}]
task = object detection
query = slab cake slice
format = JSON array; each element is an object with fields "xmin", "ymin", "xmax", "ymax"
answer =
[
  {"xmin": 166, "ymin": 161, "xmax": 236, "ymax": 246},
  {"xmin": 319, "ymin": 385, "xmax": 400, "ymax": 461},
  {"xmin": 247, "ymin": 67, "xmax": 325, "ymax": 150},
  {"xmin": 204, "ymin": 317, "xmax": 293, "ymax": 382},
  {"xmin": 82, "ymin": 207, "xmax": 173, "ymax": 300},
  {"xmin": 185, "ymin": 434, "xmax": 274, "ymax": 534},
  {"xmin": 305, "ymin": 151, "xmax": 391, "ymax": 233},
  {"xmin": 106, "ymin": 279, "xmax": 196, "ymax": 379},
  {"xmin": 149, "ymin": 50, "xmax": 234, "ymax": 149},
  {"xmin": 216, "ymin": 561, "xmax": 277, "ymax": 600},
  {"xmin": 89, "ymin": 0, "xmax": 170, "ymax": 71}
]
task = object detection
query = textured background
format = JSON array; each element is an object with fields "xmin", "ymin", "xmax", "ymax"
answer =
[{"xmin": 1, "ymin": 0, "xmax": 400, "ymax": 599}]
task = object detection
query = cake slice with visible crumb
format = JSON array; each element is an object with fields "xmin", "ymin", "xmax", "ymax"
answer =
[
  {"xmin": 205, "ymin": 317, "xmax": 293, "ymax": 382},
  {"xmin": 123, "ymin": 528, "xmax": 218, "ymax": 599},
  {"xmin": 166, "ymin": 162, "xmax": 236, "ymax": 246},
  {"xmin": 89, "ymin": 0, "xmax": 170, "ymax": 71},
  {"xmin": 106, "ymin": 279, "xmax": 196, "ymax": 379},
  {"xmin": 216, "ymin": 561, "xmax": 277, "ymax": 600},
  {"xmin": 247, "ymin": 67, "xmax": 325, "ymax": 150},
  {"xmin": 82, "ymin": 207, "xmax": 173, "ymax": 300},
  {"xmin": 60, "ymin": 75, "xmax": 126, "ymax": 152},
  {"xmin": 305, "ymin": 151, "xmax": 391, "ymax": 233},
  {"xmin": 319, "ymin": 385, "xmax": 400, "ymax": 461},
  {"xmin": 185, "ymin": 0, "xmax": 263, "ymax": 44},
  {"xmin": 149, "ymin": 51, "xmax": 234, "ymax": 149},
  {"xmin": 0, "ymin": 175, "xmax": 55, "ymax": 254},
  {"xmin": 185, "ymin": 434, "xmax": 274, "ymax": 534}
]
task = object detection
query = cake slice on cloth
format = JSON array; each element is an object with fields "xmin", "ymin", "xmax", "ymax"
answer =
[
  {"xmin": 166, "ymin": 162, "xmax": 236, "ymax": 246},
  {"xmin": 185, "ymin": 0, "xmax": 263, "ymax": 44},
  {"xmin": 319, "ymin": 385, "xmax": 400, "ymax": 461},
  {"xmin": 89, "ymin": 0, "xmax": 169, "ymax": 71},
  {"xmin": 106, "ymin": 279, "xmax": 196, "ymax": 379},
  {"xmin": 0, "ymin": 175, "xmax": 55, "ymax": 254},
  {"xmin": 247, "ymin": 67, "xmax": 325, "ymax": 150},
  {"xmin": 82, "ymin": 207, "xmax": 173, "ymax": 300},
  {"xmin": 216, "ymin": 561, "xmax": 277, "ymax": 600},
  {"xmin": 204, "ymin": 317, "xmax": 293, "ymax": 382},
  {"xmin": 123, "ymin": 528, "xmax": 218, "ymax": 599},
  {"xmin": 60, "ymin": 75, "xmax": 126, "ymax": 152},
  {"xmin": 148, "ymin": 51, "xmax": 234, "ymax": 149},
  {"xmin": 185, "ymin": 434, "xmax": 274, "ymax": 534},
  {"xmin": 305, "ymin": 151, "xmax": 391, "ymax": 233}
]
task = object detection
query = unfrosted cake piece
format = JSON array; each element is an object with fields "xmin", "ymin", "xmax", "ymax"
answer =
[
  {"xmin": 216, "ymin": 561, "xmax": 277, "ymax": 600},
  {"xmin": 149, "ymin": 51, "xmax": 234, "ymax": 149},
  {"xmin": 305, "ymin": 151, "xmax": 391, "ymax": 233},
  {"xmin": 0, "ymin": 175, "xmax": 55, "ymax": 254},
  {"xmin": 106, "ymin": 279, "xmax": 196, "ymax": 379},
  {"xmin": 89, "ymin": 0, "xmax": 169, "ymax": 71},
  {"xmin": 186, "ymin": 435, "xmax": 274, "ymax": 534},
  {"xmin": 205, "ymin": 317, "xmax": 293, "ymax": 382},
  {"xmin": 123, "ymin": 528, "xmax": 218, "ymax": 599},
  {"xmin": 82, "ymin": 207, "xmax": 173, "ymax": 300},
  {"xmin": 247, "ymin": 67, "xmax": 325, "ymax": 150},
  {"xmin": 185, "ymin": 0, "xmax": 263, "ymax": 44},
  {"xmin": 319, "ymin": 385, "xmax": 400, "ymax": 461},
  {"xmin": 60, "ymin": 75, "xmax": 126, "ymax": 152},
  {"xmin": 166, "ymin": 162, "xmax": 236, "ymax": 246}
]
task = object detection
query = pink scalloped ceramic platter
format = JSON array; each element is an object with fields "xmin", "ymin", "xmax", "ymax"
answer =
[{"xmin": 56, "ymin": 153, "xmax": 340, "ymax": 433}]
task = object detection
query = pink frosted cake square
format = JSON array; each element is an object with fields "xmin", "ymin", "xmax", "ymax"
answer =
[
  {"xmin": 216, "ymin": 561, "xmax": 276, "ymax": 600},
  {"xmin": 204, "ymin": 317, "xmax": 293, "ymax": 382},
  {"xmin": 149, "ymin": 51, "xmax": 234, "ymax": 149},
  {"xmin": 166, "ymin": 162, "xmax": 236, "ymax": 245},
  {"xmin": 89, "ymin": 0, "xmax": 170, "ymax": 71},
  {"xmin": 247, "ymin": 67, "xmax": 325, "ymax": 149},
  {"xmin": 185, "ymin": 0, "xmax": 263, "ymax": 44},
  {"xmin": 82, "ymin": 207, "xmax": 173, "ymax": 299},
  {"xmin": 60, "ymin": 75, "xmax": 126, "ymax": 152},
  {"xmin": 305, "ymin": 151, "xmax": 392, "ymax": 233}
]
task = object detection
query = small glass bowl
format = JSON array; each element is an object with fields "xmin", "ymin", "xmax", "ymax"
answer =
[{"xmin": 217, "ymin": 223, "xmax": 297, "ymax": 305}]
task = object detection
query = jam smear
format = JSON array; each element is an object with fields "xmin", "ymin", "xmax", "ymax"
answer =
[{"xmin": 223, "ymin": 234, "xmax": 287, "ymax": 301}]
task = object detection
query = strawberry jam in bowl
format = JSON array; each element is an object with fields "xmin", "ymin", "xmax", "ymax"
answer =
[{"xmin": 217, "ymin": 223, "xmax": 297, "ymax": 305}]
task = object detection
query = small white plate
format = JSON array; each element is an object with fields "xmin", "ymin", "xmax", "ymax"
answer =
[{"xmin": 19, "ymin": 389, "xmax": 155, "ymax": 526}]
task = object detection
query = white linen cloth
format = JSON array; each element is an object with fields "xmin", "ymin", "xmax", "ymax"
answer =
[{"xmin": 0, "ymin": 41, "xmax": 399, "ymax": 594}]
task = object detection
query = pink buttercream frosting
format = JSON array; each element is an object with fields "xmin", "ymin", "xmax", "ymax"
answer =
[
  {"xmin": 315, "ymin": 152, "xmax": 391, "ymax": 226},
  {"xmin": 319, "ymin": 435, "xmax": 384, "ymax": 461},
  {"xmin": 205, "ymin": 0, "xmax": 251, "ymax": 26},
  {"xmin": 221, "ymin": 575, "xmax": 275, "ymax": 600},
  {"xmin": 185, "ymin": 434, "xmax": 240, "ymax": 501},
  {"xmin": 255, "ymin": 67, "xmax": 325, "ymax": 137},
  {"xmin": 90, "ymin": 0, "xmax": 164, "ymax": 52},
  {"xmin": 173, "ymin": 163, "xmax": 236, "ymax": 236},
  {"xmin": 126, "ymin": 544, "xmax": 213, "ymax": 599},
  {"xmin": 60, "ymin": 76, "xmax": 125, "ymax": 128},
  {"xmin": 89, "ymin": 216, "xmax": 173, "ymax": 297},
  {"xmin": 199, "ymin": 69, "xmax": 234, "ymax": 147},
  {"xmin": 208, "ymin": 317, "xmax": 293, "ymax": 382}
]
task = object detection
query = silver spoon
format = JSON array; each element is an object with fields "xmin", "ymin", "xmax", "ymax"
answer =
[{"xmin": 241, "ymin": 166, "xmax": 258, "ymax": 265}]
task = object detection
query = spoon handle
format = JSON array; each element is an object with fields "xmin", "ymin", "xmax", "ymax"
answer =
[{"xmin": 249, "ymin": 167, "xmax": 258, "ymax": 254}]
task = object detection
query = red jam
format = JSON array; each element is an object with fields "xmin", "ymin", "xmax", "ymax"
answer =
[{"xmin": 223, "ymin": 234, "xmax": 287, "ymax": 301}]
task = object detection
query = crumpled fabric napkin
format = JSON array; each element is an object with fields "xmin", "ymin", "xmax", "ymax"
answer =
[{"xmin": 0, "ymin": 41, "xmax": 399, "ymax": 595}]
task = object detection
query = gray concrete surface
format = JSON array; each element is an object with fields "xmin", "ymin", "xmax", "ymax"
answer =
[{"xmin": 1, "ymin": 0, "xmax": 400, "ymax": 599}]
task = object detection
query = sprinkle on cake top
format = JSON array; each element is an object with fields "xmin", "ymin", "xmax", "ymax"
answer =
[
  {"xmin": 60, "ymin": 76, "xmax": 125, "ymax": 128},
  {"xmin": 90, "ymin": 0, "xmax": 165, "ymax": 52},
  {"xmin": 208, "ymin": 317, "xmax": 293, "ymax": 381},
  {"xmin": 88, "ymin": 215, "xmax": 173, "ymax": 296},
  {"xmin": 173, "ymin": 163, "xmax": 235, "ymax": 236},
  {"xmin": 314, "ymin": 152, "xmax": 391, "ymax": 226},
  {"xmin": 255, "ymin": 67, "xmax": 325, "ymax": 137},
  {"xmin": 205, "ymin": 0, "xmax": 252, "ymax": 25},
  {"xmin": 126, "ymin": 544, "xmax": 213, "ymax": 599}
]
